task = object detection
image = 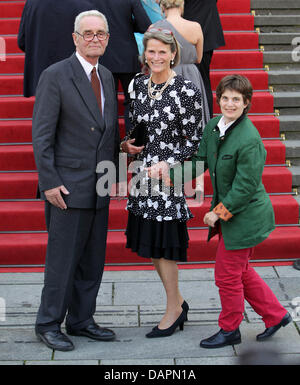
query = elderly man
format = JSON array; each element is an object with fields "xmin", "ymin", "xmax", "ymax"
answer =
[{"xmin": 32, "ymin": 10, "xmax": 119, "ymax": 351}]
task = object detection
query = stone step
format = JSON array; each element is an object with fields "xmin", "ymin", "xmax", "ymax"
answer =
[
  {"xmin": 259, "ymin": 26, "xmax": 300, "ymax": 34},
  {"xmin": 255, "ymin": 9, "xmax": 300, "ymax": 16},
  {"xmin": 290, "ymin": 165, "xmax": 300, "ymax": 187},
  {"xmin": 285, "ymin": 140, "xmax": 300, "ymax": 164},
  {"xmin": 279, "ymin": 115, "xmax": 300, "ymax": 135},
  {"xmin": 268, "ymin": 71, "xmax": 300, "ymax": 85},
  {"xmin": 268, "ymin": 70, "xmax": 300, "ymax": 92},
  {"xmin": 273, "ymin": 92, "xmax": 300, "ymax": 109},
  {"xmin": 263, "ymin": 52, "xmax": 300, "ymax": 71},
  {"xmin": 251, "ymin": 0, "xmax": 300, "ymax": 9},
  {"xmin": 255, "ymin": 15, "xmax": 300, "ymax": 27},
  {"xmin": 277, "ymin": 107, "xmax": 300, "ymax": 116},
  {"xmin": 259, "ymin": 32, "xmax": 300, "ymax": 45}
]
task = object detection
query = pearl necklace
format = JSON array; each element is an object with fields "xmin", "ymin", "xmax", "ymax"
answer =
[{"xmin": 147, "ymin": 71, "xmax": 176, "ymax": 100}]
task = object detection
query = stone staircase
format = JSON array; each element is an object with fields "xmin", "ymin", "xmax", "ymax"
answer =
[{"xmin": 252, "ymin": 0, "xmax": 300, "ymax": 209}]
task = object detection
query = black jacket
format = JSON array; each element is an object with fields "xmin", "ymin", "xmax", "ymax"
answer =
[
  {"xmin": 183, "ymin": 0, "xmax": 225, "ymax": 52},
  {"xmin": 18, "ymin": 0, "xmax": 96, "ymax": 97},
  {"xmin": 97, "ymin": 0, "xmax": 151, "ymax": 73}
]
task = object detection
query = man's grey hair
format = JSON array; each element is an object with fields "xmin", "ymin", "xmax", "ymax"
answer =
[{"xmin": 74, "ymin": 10, "xmax": 109, "ymax": 33}]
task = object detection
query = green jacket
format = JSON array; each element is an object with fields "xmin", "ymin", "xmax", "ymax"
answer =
[{"xmin": 172, "ymin": 114, "xmax": 275, "ymax": 250}]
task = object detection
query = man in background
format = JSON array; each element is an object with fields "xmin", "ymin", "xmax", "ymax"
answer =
[{"xmin": 18, "ymin": 0, "xmax": 95, "ymax": 97}]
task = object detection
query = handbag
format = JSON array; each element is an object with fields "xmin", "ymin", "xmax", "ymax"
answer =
[{"xmin": 128, "ymin": 121, "xmax": 148, "ymax": 147}]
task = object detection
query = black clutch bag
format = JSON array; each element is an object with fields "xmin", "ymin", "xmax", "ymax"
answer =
[{"xmin": 128, "ymin": 121, "xmax": 148, "ymax": 147}]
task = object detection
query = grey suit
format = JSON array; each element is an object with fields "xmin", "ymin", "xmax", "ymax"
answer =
[{"xmin": 32, "ymin": 53, "xmax": 119, "ymax": 332}]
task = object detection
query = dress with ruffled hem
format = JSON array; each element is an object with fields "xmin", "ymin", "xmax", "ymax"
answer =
[{"xmin": 125, "ymin": 212, "xmax": 189, "ymax": 262}]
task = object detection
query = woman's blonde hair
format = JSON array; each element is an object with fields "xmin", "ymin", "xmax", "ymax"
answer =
[
  {"xmin": 142, "ymin": 28, "xmax": 181, "ymax": 69},
  {"xmin": 159, "ymin": 0, "xmax": 184, "ymax": 10}
]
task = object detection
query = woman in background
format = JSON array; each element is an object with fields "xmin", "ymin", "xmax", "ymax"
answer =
[
  {"xmin": 153, "ymin": 0, "xmax": 210, "ymax": 128},
  {"xmin": 135, "ymin": 0, "xmax": 163, "ymax": 55}
]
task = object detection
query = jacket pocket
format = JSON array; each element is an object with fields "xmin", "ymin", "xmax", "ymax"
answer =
[{"xmin": 222, "ymin": 154, "xmax": 233, "ymax": 160}]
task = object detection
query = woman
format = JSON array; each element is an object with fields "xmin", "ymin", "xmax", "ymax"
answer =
[
  {"xmin": 120, "ymin": 28, "xmax": 203, "ymax": 338},
  {"xmin": 148, "ymin": 74, "xmax": 291, "ymax": 347},
  {"xmin": 153, "ymin": 0, "xmax": 210, "ymax": 128},
  {"xmin": 192, "ymin": 75, "xmax": 291, "ymax": 348}
]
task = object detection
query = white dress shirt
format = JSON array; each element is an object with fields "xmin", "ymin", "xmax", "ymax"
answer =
[
  {"xmin": 217, "ymin": 115, "xmax": 236, "ymax": 137},
  {"xmin": 76, "ymin": 51, "xmax": 105, "ymax": 114}
]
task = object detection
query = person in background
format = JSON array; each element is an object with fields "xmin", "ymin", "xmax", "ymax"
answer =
[
  {"xmin": 97, "ymin": 0, "xmax": 151, "ymax": 133},
  {"xmin": 183, "ymin": 0, "xmax": 225, "ymax": 118},
  {"xmin": 166, "ymin": 74, "xmax": 292, "ymax": 349},
  {"xmin": 18, "ymin": 0, "xmax": 95, "ymax": 97},
  {"xmin": 120, "ymin": 28, "xmax": 203, "ymax": 338},
  {"xmin": 135, "ymin": 0, "xmax": 163, "ymax": 55},
  {"xmin": 32, "ymin": 10, "xmax": 119, "ymax": 352},
  {"xmin": 153, "ymin": 0, "xmax": 210, "ymax": 130}
]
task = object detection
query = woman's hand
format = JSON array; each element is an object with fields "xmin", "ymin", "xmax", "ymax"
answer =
[
  {"xmin": 203, "ymin": 211, "xmax": 219, "ymax": 228},
  {"xmin": 120, "ymin": 139, "xmax": 144, "ymax": 155},
  {"xmin": 145, "ymin": 161, "xmax": 172, "ymax": 186}
]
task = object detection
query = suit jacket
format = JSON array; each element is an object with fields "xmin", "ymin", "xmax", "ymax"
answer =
[
  {"xmin": 96, "ymin": 0, "xmax": 151, "ymax": 73},
  {"xmin": 18, "ymin": 0, "xmax": 95, "ymax": 97},
  {"xmin": 32, "ymin": 53, "xmax": 120, "ymax": 210},
  {"xmin": 183, "ymin": 0, "xmax": 225, "ymax": 52}
]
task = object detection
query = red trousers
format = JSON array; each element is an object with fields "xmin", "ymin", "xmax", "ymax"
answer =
[{"xmin": 215, "ymin": 235, "xmax": 287, "ymax": 331}]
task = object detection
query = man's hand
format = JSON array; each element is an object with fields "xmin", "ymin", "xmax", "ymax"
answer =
[
  {"xmin": 203, "ymin": 211, "xmax": 219, "ymax": 227},
  {"xmin": 121, "ymin": 139, "xmax": 144, "ymax": 155},
  {"xmin": 44, "ymin": 185, "xmax": 69, "ymax": 210}
]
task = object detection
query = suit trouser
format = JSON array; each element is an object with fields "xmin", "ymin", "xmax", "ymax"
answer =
[
  {"xmin": 196, "ymin": 50, "xmax": 214, "ymax": 119},
  {"xmin": 215, "ymin": 235, "xmax": 287, "ymax": 332},
  {"xmin": 35, "ymin": 203, "xmax": 109, "ymax": 333},
  {"xmin": 113, "ymin": 72, "xmax": 136, "ymax": 134}
]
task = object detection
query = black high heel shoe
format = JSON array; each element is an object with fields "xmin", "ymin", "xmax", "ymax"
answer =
[
  {"xmin": 181, "ymin": 300, "xmax": 189, "ymax": 320},
  {"xmin": 146, "ymin": 310, "xmax": 187, "ymax": 338}
]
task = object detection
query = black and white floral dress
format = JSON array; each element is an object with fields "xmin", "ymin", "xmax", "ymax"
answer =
[{"xmin": 125, "ymin": 74, "xmax": 203, "ymax": 261}]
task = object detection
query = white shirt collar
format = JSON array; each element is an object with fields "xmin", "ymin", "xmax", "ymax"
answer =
[
  {"xmin": 75, "ymin": 51, "xmax": 99, "ymax": 81},
  {"xmin": 75, "ymin": 51, "xmax": 105, "ymax": 114},
  {"xmin": 218, "ymin": 115, "xmax": 236, "ymax": 137}
]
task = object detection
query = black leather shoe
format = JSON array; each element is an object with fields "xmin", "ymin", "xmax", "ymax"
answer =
[
  {"xmin": 36, "ymin": 330, "xmax": 74, "ymax": 351},
  {"xmin": 200, "ymin": 328, "xmax": 241, "ymax": 349},
  {"xmin": 256, "ymin": 312, "xmax": 292, "ymax": 341},
  {"xmin": 66, "ymin": 323, "xmax": 116, "ymax": 341}
]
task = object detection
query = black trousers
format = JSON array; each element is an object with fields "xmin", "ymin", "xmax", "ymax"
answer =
[
  {"xmin": 113, "ymin": 72, "xmax": 137, "ymax": 134},
  {"xmin": 196, "ymin": 50, "xmax": 214, "ymax": 119},
  {"xmin": 35, "ymin": 203, "xmax": 109, "ymax": 333}
]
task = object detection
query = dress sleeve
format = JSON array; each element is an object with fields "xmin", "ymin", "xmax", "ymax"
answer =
[
  {"xmin": 166, "ymin": 81, "xmax": 203, "ymax": 166},
  {"xmin": 122, "ymin": 74, "xmax": 143, "ymax": 142}
]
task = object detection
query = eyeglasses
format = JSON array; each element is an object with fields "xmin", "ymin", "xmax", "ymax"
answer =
[
  {"xmin": 76, "ymin": 31, "xmax": 108, "ymax": 41},
  {"xmin": 146, "ymin": 27, "xmax": 173, "ymax": 36}
]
